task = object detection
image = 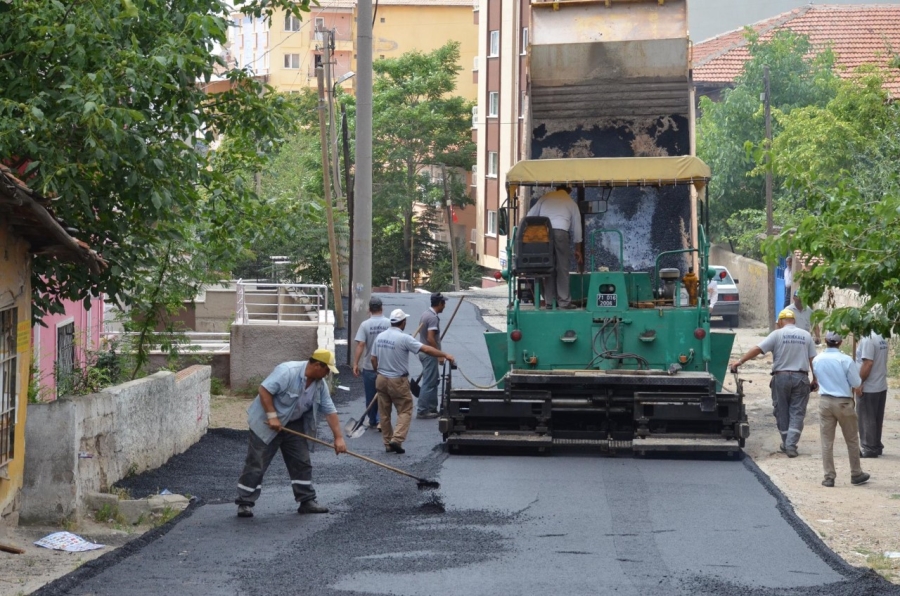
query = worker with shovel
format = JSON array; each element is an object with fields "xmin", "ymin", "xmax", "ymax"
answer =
[
  {"xmin": 235, "ymin": 349, "xmax": 347, "ymax": 518},
  {"xmin": 372, "ymin": 309, "xmax": 455, "ymax": 454}
]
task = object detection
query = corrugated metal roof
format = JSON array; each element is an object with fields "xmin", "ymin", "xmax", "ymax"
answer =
[{"xmin": 692, "ymin": 5, "xmax": 900, "ymax": 95}]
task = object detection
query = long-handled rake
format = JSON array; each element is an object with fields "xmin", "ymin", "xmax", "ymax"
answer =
[{"xmin": 280, "ymin": 427, "xmax": 440, "ymax": 490}]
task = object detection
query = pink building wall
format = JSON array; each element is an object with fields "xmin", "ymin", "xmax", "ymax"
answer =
[{"xmin": 32, "ymin": 296, "xmax": 105, "ymax": 400}]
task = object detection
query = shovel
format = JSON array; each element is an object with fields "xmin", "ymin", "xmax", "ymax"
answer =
[
  {"xmin": 280, "ymin": 427, "xmax": 440, "ymax": 490},
  {"xmin": 344, "ymin": 395, "xmax": 379, "ymax": 438}
]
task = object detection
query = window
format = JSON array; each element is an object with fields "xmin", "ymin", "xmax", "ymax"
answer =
[
  {"xmin": 55, "ymin": 321, "xmax": 75, "ymax": 397},
  {"xmin": 471, "ymin": 106, "xmax": 478, "ymax": 128},
  {"xmin": 487, "ymin": 151, "xmax": 498, "ymax": 177},
  {"xmin": 471, "ymin": 164, "xmax": 477, "ymax": 185},
  {"xmin": 488, "ymin": 92, "xmax": 499, "ymax": 117},
  {"xmin": 473, "ymin": 56, "xmax": 479, "ymax": 71},
  {"xmin": 0, "ymin": 307, "xmax": 18, "ymax": 468},
  {"xmin": 285, "ymin": 14, "xmax": 301, "ymax": 31},
  {"xmin": 380, "ymin": 17, "xmax": 385, "ymax": 23},
  {"xmin": 489, "ymin": 30, "xmax": 499, "ymax": 57},
  {"xmin": 470, "ymin": 228, "xmax": 477, "ymax": 243},
  {"xmin": 519, "ymin": 90, "xmax": 526, "ymax": 119},
  {"xmin": 521, "ymin": 27, "xmax": 529, "ymax": 55},
  {"xmin": 487, "ymin": 210, "xmax": 498, "ymax": 236},
  {"xmin": 473, "ymin": 0, "xmax": 479, "ymax": 11},
  {"xmin": 283, "ymin": 53, "xmax": 301, "ymax": 69},
  {"xmin": 314, "ymin": 17, "xmax": 325, "ymax": 41}
]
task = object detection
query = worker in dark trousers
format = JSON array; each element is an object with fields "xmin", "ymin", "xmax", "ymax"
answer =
[
  {"xmin": 416, "ymin": 292, "xmax": 446, "ymax": 419},
  {"xmin": 856, "ymin": 331, "xmax": 890, "ymax": 458},
  {"xmin": 352, "ymin": 297, "xmax": 391, "ymax": 429},
  {"xmin": 812, "ymin": 331, "xmax": 869, "ymax": 487},
  {"xmin": 731, "ymin": 309, "xmax": 819, "ymax": 457},
  {"xmin": 527, "ymin": 185, "xmax": 583, "ymax": 309},
  {"xmin": 235, "ymin": 349, "xmax": 347, "ymax": 518}
]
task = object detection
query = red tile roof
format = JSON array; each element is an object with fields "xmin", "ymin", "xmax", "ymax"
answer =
[{"xmin": 692, "ymin": 5, "xmax": 900, "ymax": 96}]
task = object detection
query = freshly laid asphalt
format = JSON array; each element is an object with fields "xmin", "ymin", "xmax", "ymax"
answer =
[{"xmin": 34, "ymin": 293, "xmax": 900, "ymax": 596}]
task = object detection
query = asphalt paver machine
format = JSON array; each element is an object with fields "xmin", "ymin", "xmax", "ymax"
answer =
[{"xmin": 439, "ymin": 156, "xmax": 749, "ymax": 454}]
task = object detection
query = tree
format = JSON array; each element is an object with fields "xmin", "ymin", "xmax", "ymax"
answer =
[
  {"xmin": 697, "ymin": 29, "xmax": 838, "ymax": 255},
  {"xmin": 764, "ymin": 72, "xmax": 900, "ymax": 337},
  {"xmin": 0, "ymin": 0, "xmax": 317, "ymax": 319},
  {"xmin": 371, "ymin": 42, "xmax": 476, "ymax": 286}
]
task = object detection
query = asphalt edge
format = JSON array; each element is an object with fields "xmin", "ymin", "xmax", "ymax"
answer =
[
  {"xmin": 741, "ymin": 455, "xmax": 875, "ymax": 579},
  {"xmin": 29, "ymin": 497, "xmax": 206, "ymax": 596}
]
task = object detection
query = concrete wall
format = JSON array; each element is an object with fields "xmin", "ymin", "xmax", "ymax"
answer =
[
  {"xmin": 709, "ymin": 244, "xmax": 769, "ymax": 328},
  {"xmin": 148, "ymin": 353, "xmax": 230, "ymax": 386},
  {"xmin": 230, "ymin": 319, "xmax": 331, "ymax": 391},
  {"xmin": 20, "ymin": 366, "xmax": 210, "ymax": 524}
]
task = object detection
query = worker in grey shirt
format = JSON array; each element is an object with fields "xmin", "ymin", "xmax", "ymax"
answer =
[
  {"xmin": 731, "ymin": 308, "xmax": 818, "ymax": 458},
  {"xmin": 416, "ymin": 292, "xmax": 446, "ymax": 419},
  {"xmin": 812, "ymin": 331, "xmax": 868, "ymax": 487},
  {"xmin": 856, "ymin": 331, "xmax": 890, "ymax": 457},
  {"xmin": 527, "ymin": 185, "xmax": 583, "ymax": 309},
  {"xmin": 372, "ymin": 309, "xmax": 455, "ymax": 454},
  {"xmin": 352, "ymin": 296, "xmax": 391, "ymax": 429}
]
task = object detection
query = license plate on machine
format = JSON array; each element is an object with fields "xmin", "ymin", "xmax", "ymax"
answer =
[{"xmin": 596, "ymin": 293, "xmax": 617, "ymax": 307}]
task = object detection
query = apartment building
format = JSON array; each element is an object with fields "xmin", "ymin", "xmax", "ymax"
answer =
[{"xmin": 471, "ymin": 0, "xmax": 529, "ymax": 272}]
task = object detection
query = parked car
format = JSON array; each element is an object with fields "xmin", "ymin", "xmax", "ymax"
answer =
[{"xmin": 710, "ymin": 266, "xmax": 740, "ymax": 327}]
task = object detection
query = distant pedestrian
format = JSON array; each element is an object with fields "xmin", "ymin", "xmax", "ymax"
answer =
[
  {"xmin": 707, "ymin": 273, "xmax": 719, "ymax": 309},
  {"xmin": 235, "ymin": 349, "xmax": 347, "ymax": 518},
  {"xmin": 526, "ymin": 185, "xmax": 583, "ymax": 309},
  {"xmin": 372, "ymin": 309, "xmax": 455, "ymax": 454},
  {"xmin": 783, "ymin": 256, "xmax": 793, "ymax": 308},
  {"xmin": 352, "ymin": 296, "xmax": 391, "ymax": 429},
  {"xmin": 416, "ymin": 292, "xmax": 447, "ymax": 419},
  {"xmin": 730, "ymin": 309, "xmax": 819, "ymax": 457},
  {"xmin": 812, "ymin": 332, "xmax": 869, "ymax": 487},
  {"xmin": 786, "ymin": 290, "xmax": 821, "ymax": 344},
  {"xmin": 856, "ymin": 331, "xmax": 890, "ymax": 458}
]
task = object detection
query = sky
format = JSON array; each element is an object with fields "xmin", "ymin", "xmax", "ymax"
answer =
[{"xmin": 689, "ymin": 0, "xmax": 900, "ymax": 42}]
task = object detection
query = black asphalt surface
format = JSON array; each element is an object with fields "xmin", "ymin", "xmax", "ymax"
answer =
[{"xmin": 34, "ymin": 294, "xmax": 900, "ymax": 596}]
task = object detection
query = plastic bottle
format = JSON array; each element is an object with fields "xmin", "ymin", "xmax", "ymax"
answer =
[{"xmin": 682, "ymin": 267, "xmax": 699, "ymax": 306}]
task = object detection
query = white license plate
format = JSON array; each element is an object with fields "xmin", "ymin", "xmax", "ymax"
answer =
[{"xmin": 597, "ymin": 293, "xmax": 618, "ymax": 307}]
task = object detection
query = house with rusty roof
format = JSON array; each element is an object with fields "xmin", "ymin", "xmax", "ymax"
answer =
[
  {"xmin": 692, "ymin": 4, "xmax": 900, "ymax": 100},
  {"xmin": 0, "ymin": 163, "xmax": 104, "ymax": 525}
]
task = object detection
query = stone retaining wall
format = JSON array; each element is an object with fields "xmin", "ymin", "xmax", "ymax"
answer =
[{"xmin": 19, "ymin": 366, "xmax": 210, "ymax": 524}]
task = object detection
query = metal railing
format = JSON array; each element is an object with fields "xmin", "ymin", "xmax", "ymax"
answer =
[{"xmin": 235, "ymin": 281, "xmax": 328, "ymax": 325}]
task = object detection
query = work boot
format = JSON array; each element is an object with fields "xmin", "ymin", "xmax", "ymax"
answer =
[
  {"xmin": 297, "ymin": 500, "xmax": 329, "ymax": 514},
  {"xmin": 785, "ymin": 446, "xmax": 799, "ymax": 458},
  {"xmin": 821, "ymin": 477, "xmax": 834, "ymax": 488},
  {"xmin": 237, "ymin": 504, "xmax": 253, "ymax": 518},
  {"xmin": 860, "ymin": 450, "xmax": 879, "ymax": 458},
  {"xmin": 388, "ymin": 442, "xmax": 406, "ymax": 454},
  {"xmin": 417, "ymin": 411, "xmax": 438, "ymax": 420},
  {"xmin": 850, "ymin": 473, "xmax": 870, "ymax": 486}
]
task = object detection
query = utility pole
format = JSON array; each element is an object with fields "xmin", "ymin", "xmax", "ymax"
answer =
[
  {"xmin": 764, "ymin": 65, "xmax": 775, "ymax": 331},
  {"xmin": 323, "ymin": 29, "xmax": 349, "ymax": 297},
  {"xmin": 441, "ymin": 164, "xmax": 459, "ymax": 290},
  {"xmin": 350, "ymin": 0, "xmax": 373, "ymax": 345},
  {"xmin": 317, "ymin": 67, "xmax": 345, "ymax": 328},
  {"xmin": 342, "ymin": 105, "xmax": 354, "ymax": 361}
]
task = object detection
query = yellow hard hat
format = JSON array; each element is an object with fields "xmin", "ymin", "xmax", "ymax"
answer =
[{"xmin": 778, "ymin": 308, "xmax": 795, "ymax": 321}]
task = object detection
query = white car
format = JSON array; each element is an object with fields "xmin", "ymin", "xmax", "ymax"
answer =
[{"xmin": 710, "ymin": 266, "xmax": 740, "ymax": 327}]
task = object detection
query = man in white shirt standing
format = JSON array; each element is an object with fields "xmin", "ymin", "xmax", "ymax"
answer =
[
  {"xmin": 812, "ymin": 331, "xmax": 868, "ymax": 488},
  {"xmin": 527, "ymin": 185, "xmax": 583, "ymax": 309},
  {"xmin": 783, "ymin": 255, "xmax": 793, "ymax": 308}
]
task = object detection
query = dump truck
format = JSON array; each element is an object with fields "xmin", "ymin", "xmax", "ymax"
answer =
[{"xmin": 438, "ymin": 0, "xmax": 747, "ymax": 454}]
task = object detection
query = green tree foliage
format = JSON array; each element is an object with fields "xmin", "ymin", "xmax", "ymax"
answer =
[
  {"xmin": 0, "ymin": 0, "xmax": 315, "ymax": 320},
  {"xmin": 371, "ymin": 42, "xmax": 475, "ymax": 285},
  {"xmin": 697, "ymin": 29, "xmax": 838, "ymax": 255},
  {"xmin": 764, "ymin": 72, "xmax": 900, "ymax": 337}
]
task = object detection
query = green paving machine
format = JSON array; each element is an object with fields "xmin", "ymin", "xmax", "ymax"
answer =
[{"xmin": 439, "ymin": 156, "xmax": 748, "ymax": 454}]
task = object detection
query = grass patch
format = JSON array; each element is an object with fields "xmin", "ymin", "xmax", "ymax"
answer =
[
  {"xmin": 94, "ymin": 503, "xmax": 124, "ymax": 525},
  {"xmin": 152, "ymin": 506, "xmax": 179, "ymax": 527},
  {"xmin": 866, "ymin": 552, "xmax": 898, "ymax": 581},
  {"xmin": 61, "ymin": 516, "xmax": 78, "ymax": 532},
  {"xmin": 210, "ymin": 377, "xmax": 225, "ymax": 396},
  {"xmin": 890, "ymin": 494, "xmax": 900, "ymax": 500}
]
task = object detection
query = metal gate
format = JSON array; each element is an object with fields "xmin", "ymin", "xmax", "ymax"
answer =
[
  {"xmin": 56, "ymin": 321, "xmax": 75, "ymax": 397},
  {"xmin": 0, "ymin": 308, "xmax": 17, "ymax": 469}
]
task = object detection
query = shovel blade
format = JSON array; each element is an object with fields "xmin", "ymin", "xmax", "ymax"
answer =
[
  {"xmin": 344, "ymin": 417, "xmax": 360, "ymax": 435},
  {"xmin": 348, "ymin": 425, "xmax": 367, "ymax": 439}
]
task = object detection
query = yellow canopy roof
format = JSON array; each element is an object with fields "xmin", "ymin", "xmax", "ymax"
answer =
[{"xmin": 506, "ymin": 156, "xmax": 711, "ymax": 189}]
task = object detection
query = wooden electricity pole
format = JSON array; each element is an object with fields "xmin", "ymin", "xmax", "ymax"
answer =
[
  {"xmin": 764, "ymin": 65, "xmax": 775, "ymax": 332},
  {"xmin": 441, "ymin": 164, "xmax": 459, "ymax": 290},
  {"xmin": 317, "ymin": 67, "xmax": 345, "ymax": 328}
]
